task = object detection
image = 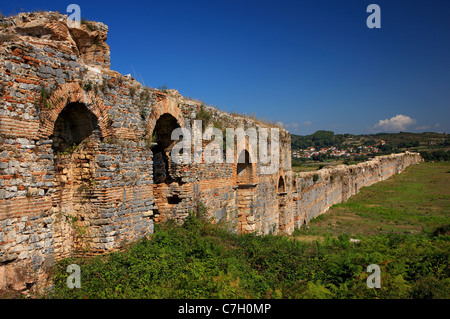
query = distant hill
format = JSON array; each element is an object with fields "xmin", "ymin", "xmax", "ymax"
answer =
[
  {"xmin": 291, "ymin": 130, "xmax": 344, "ymax": 150},
  {"xmin": 291, "ymin": 131, "xmax": 449, "ymax": 156}
]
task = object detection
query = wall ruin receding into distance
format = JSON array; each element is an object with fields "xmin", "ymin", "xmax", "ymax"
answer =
[
  {"xmin": 0, "ymin": 12, "xmax": 422, "ymax": 291},
  {"xmin": 292, "ymin": 153, "xmax": 422, "ymax": 228}
]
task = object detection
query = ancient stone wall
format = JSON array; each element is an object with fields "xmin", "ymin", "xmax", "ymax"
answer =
[
  {"xmin": 293, "ymin": 152, "xmax": 423, "ymax": 227},
  {"xmin": 0, "ymin": 12, "xmax": 295, "ymax": 289},
  {"xmin": 0, "ymin": 12, "xmax": 422, "ymax": 292}
]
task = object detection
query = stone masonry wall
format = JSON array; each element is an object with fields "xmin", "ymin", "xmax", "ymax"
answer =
[
  {"xmin": 294, "ymin": 152, "xmax": 423, "ymax": 227},
  {"xmin": 0, "ymin": 12, "xmax": 422, "ymax": 292},
  {"xmin": 0, "ymin": 12, "xmax": 295, "ymax": 290}
]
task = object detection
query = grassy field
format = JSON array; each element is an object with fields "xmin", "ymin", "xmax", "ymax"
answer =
[
  {"xmin": 47, "ymin": 162, "xmax": 449, "ymax": 299},
  {"xmin": 294, "ymin": 162, "xmax": 450, "ymax": 239},
  {"xmin": 292, "ymin": 160, "xmax": 344, "ymax": 172}
]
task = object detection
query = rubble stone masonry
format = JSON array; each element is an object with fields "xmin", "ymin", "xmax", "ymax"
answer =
[{"xmin": 0, "ymin": 12, "xmax": 422, "ymax": 291}]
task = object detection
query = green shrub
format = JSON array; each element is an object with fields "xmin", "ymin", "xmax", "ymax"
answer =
[
  {"xmin": 410, "ymin": 275, "xmax": 450, "ymax": 299},
  {"xmin": 83, "ymin": 81, "xmax": 92, "ymax": 92},
  {"xmin": 80, "ymin": 18, "xmax": 97, "ymax": 31},
  {"xmin": 37, "ymin": 86, "xmax": 53, "ymax": 109},
  {"xmin": 195, "ymin": 104, "xmax": 212, "ymax": 131},
  {"xmin": 48, "ymin": 211, "xmax": 450, "ymax": 299}
]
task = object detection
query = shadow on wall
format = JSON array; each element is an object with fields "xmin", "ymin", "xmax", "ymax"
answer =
[
  {"xmin": 237, "ymin": 150, "xmax": 253, "ymax": 184},
  {"xmin": 50, "ymin": 101, "xmax": 102, "ymax": 253},
  {"xmin": 152, "ymin": 113, "xmax": 181, "ymax": 184}
]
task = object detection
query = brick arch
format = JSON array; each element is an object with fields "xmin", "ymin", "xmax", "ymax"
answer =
[
  {"xmin": 37, "ymin": 82, "xmax": 111, "ymax": 139},
  {"xmin": 147, "ymin": 98, "xmax": 184, "ymax": 134},
  {"xmin": 242, "ymin": 135, "xmax": 257, "ymax": 164},
  {"xmin": 275, "ymin": 172, "xmax": 287, "ymax": 191},
  {"xmin": 229, "ymin": 132, "xmax": 257, "ymax": 165}
]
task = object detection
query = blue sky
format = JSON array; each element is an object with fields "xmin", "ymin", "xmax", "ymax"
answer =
[{"xmin": 2, "ymin": 0, "xmax": 449, "ymax": 135}]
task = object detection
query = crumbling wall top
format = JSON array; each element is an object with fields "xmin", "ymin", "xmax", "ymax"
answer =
[{"xmin": 1, "ymin": 11, "xmax": 110, "ymax": 69}]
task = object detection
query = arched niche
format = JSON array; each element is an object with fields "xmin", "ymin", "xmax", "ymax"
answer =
[
  {"xmin": 237, "ymin": 149, "xmax": 253, "ymax": 184},
  {"xmin": 50, "ymin": 101, "xmax": 102, "ymax": 252},
  {"xmin": 151, "ymin": 113, "xmax": 181, "ymax": 184},
  {"xmin": 278, "ymin": 176, "xmax": 286, "ymax": 193}
]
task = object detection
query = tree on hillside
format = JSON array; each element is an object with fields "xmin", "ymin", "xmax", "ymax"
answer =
[{"xmin": 420, "ymin": 150, "xmax": 450, "ymax": 162}]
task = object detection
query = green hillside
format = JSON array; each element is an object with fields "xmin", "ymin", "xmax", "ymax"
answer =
[
  {"xmin": 291, "ymin": 131, "xmax": 449, "ymax": 152},
  {"xmin": 291, "ymin": 131, "xmax": 450, "ymax": 171},
  {"xmin": 48, "ymin": 163, "xmax": 449, "ymax": 299}
]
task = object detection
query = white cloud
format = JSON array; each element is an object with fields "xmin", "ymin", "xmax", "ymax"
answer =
[
  {"xmin": 287, "ymin": 123, "xmax": 300, "ymax": 128},
  {"xmin": 282, "ymin": 121, "xmax": 311, "ymax": 130},
  {"xmin": 373, "ymin": 114, "xmax": 416, "ymax": 132},
  {"xmin": 281, "ymin": 121, "xmax": 312, "ymax": 132}
]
